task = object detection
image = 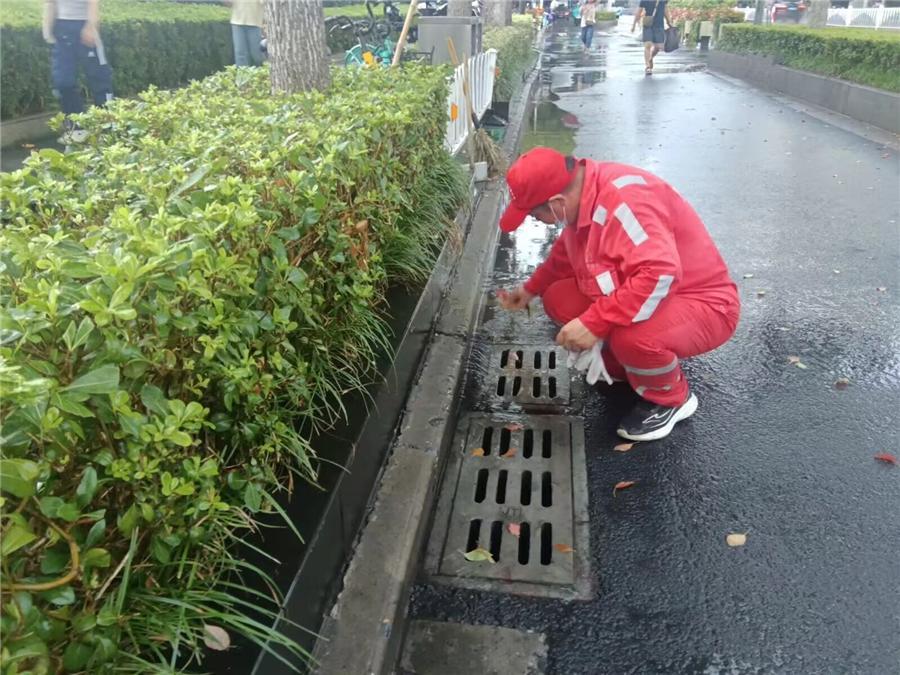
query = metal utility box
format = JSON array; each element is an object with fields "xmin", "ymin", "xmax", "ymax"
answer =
[{"xmin": 418, "ymin": 16, "xmax": 483, "ymax": 65}]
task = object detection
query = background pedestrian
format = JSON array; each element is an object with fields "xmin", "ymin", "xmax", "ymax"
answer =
[{"xmin": 225, "ymin": 0, "xmax": 265, "ymax": 67}]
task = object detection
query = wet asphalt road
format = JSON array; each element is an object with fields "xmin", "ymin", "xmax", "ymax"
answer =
[{"xmin": 410, "ymin": 23, "xmax": 900, "ymax": 675}]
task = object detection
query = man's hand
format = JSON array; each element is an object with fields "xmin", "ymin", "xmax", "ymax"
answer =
[
  {"xmin": 496, "ymin": 286, "xmax": 535, "ymax": 312},
  {"xmin": 556, "ymin": 317, "xmax": 600, "ymax": 351},
  {"xmin": 80, "ymin": 22, "xmax": 97, "ymax": 47}
]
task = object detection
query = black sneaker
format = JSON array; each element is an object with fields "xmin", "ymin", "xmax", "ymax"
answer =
[{"xmin": 616, "ymin": 393, "xmax": 698, "ymax": 442}]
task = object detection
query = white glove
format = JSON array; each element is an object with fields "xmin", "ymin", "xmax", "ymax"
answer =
[{"xmin": 566, "ymin": 341, "xmax": 613, "ymax": 386}]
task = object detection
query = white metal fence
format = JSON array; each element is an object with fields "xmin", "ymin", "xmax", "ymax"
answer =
[
  {"xmin": 445, "ymin": 48, "xmax": 499, "ymax": 155},
  {"xmin": 827, "ymin": 7, "xmax": 900, "ymax": 28}
]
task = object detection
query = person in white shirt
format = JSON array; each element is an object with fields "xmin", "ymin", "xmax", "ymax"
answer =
[
  {"xmin": 580, "ymin": 0, "xmax": 598, "ymax": 50},
  {"xmin": 225, "ymin": 0, "xmax": 265, "ymax": 67}
]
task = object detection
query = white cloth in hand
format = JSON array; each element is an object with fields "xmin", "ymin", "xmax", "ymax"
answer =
[{"xmin": 565, "ymin": 341, "xmax": 613, "ymax": 386}]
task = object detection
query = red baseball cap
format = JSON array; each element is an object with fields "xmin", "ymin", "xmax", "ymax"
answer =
[{"xmin": 499, "ymin": 147, "xmax": 577, "ymax": 233}]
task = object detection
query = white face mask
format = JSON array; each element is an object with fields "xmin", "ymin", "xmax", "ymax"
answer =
[{"xmin": 549, "ymin": 200, "xmax": 568, "ymax": 227}]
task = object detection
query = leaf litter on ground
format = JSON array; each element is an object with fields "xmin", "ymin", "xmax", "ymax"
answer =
[
  {"xmin": 554, "ymin": 543, "xmax": 575, "ymax": 554},
  {"xmin": 874, "ymin": 453, "xmax": 897, "ymax": 465},
  {"xmin": 613, "ymin": 442, "xmax": 636, "ymax": 452},
  {"xmin": 505, "ymin": 423, "xmax": 524, "ymax": 432},
  {"xmin": 463, "ymin": 547, "xmax": 495, "ymax": 563},
  {"xmin": 613, "ymin": 481, "xmax": 636, "ymax": 495},
  {"xmin": 471, "ymin": 447, "xmax": 485, "ymax": 457},
  {"xmin": 726, "ymin": 533, "xmax": 748, "ymax": 547},
  {"xmin": 788, "ymin": 356, "xmax": 808, "ymax": 369},
  {"xmin": 203, "ymin": 625, "xmax": 230, "ymax": 651},
  {"xmin": 834, "ymin": 378, "xmax": 850, "ymax": 390},
  {"xmin": 508, "ymin": 523, "xmax": 521, "ymax": 537},
  {"xmin": 501, "ymin": 447, "xmax": 518, "ymax": 458}
]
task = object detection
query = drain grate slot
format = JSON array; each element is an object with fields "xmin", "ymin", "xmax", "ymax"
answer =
[
  {"xmin": 428, "ymin": 414, "xmax": 590, "ymax": 596},
  {"xmin": 490, "ymin": 345, "xmax": 570, "ymax": 406}
]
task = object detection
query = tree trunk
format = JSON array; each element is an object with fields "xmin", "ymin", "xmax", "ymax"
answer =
[
  {"xmin": 484, "ymin": 0, "xmax": 513, "ymax": 25},
  {"xmin": 448, "ymin": 0, "xmax": 471, "ymax": 17},
  {"xmin": 265, "ymin": 0, "xmax": 331, "ymax": 94}
]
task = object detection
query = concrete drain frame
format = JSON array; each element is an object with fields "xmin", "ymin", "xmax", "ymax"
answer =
[
  {"xmin": 424, "ymin": 413, "xmax": 592, "ymax": 600},
  {"xmin": 490, "ymin": 344, "xmax": 570, "ymax": 407}
]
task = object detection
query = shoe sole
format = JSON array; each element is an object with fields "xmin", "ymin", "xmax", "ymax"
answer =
[{"xmin": 616, "ymin": 393, "xmax": 698, "ymax": 442}]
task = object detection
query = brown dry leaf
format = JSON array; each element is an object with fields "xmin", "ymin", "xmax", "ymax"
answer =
[
  {"xmin": 613, "ymin": 442, "xmax": 636, "ymax": 452},
  {"xmin": 508, "ymin": 523, "xmax": 521, "ymax": 537},
  {"xmin": 22, "ymin": 143, "xmax": 35, "ymax": 149},
  {"xmin": 554, "ymin": 543, "xmax": 575, "ymax": 554},
  {"xmin": 471, "ymin": 448, "xmax": 485, "ymax": 457},
  {"xmin": 463, "ymin": 547, "xmax": 495, "ymax": 563},
  {"xmin": 613, "ymin": 480, "xmax": 636, "ymax": 495},
  {"xmin": 501, "ymin": 447, "xmax": 518, "ymax": 458},
  {"xmin": 505, "ymin": 423, "xmax": 524, "ymax": 432},
  {"xmin": 787, "ymin": 356, "xmax": 808, "ymax": 369},
  {"xmin": 203, "ymin": 624, "xmax": 231, "ymax": 651},
  {"xmin": 726, "ymin": 533, "xmax": 748, "ymax": 547},
  {"xmin": 874, "ymin": 453, "xmax": 897, "ymax": 465},
  {"xmin": 834, "ymin": 378, "xmax": 850, "ymax": 390}
]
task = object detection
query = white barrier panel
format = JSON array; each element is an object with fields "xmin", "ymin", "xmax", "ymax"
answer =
[
  {"xmin": 445, "ymin": 48, "xmax": 499, "ymax": 155},
  {"xmin": 827, "ymin": 7, "xmax": 900, "ymax": 29}
]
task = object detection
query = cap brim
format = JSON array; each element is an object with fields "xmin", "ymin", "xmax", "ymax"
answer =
[{"xmin": 499, "ymin": 203, "xmax": 529, "ymax": 233}]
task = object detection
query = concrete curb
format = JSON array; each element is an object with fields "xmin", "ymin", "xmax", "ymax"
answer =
[
  {"xmin": 311, "ymin": 61, "xmax": 543, "ymax": 675},
  {"xmin": 707, "ymin": 50, "xmax": 900, "ymax": 135},
  {"xmin": 1, "ymin": 113, "xmax": 55, "ymax": 148}
]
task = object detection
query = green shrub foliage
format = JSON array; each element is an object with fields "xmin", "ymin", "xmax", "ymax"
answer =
[
  {"xmin": 718, "ymin": 24, "xmax": 900, "ymax": 92},
  {"xmin": 0, "ymin": 63, "xmax": 467, "ymax": 673},
  {"xmin": 484, "ymin": 20, "xmax": 537, "ymax": 102}
]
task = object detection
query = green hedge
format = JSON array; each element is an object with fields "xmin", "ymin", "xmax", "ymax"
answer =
[
  {"xmin": 0, "ymin": 0, "xmax": 233, "ymax": 120},
  {"xmin": 718, "ymin": 24, "xmax": 900, "ymax": 92},
  {"xmin": 484, "ymin": 19, "xmax": 536, "ymax": 102},
  {"xmin": 0, "ymin": 64, "xmax": 466, "ymax": 673}
]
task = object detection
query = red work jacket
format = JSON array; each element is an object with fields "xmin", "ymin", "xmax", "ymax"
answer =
[{"xmin": 523, "ymin": 160, "xmax": 739, "ymax": 337}]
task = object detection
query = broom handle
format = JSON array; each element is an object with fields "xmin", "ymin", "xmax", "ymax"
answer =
[{"xmin": 391, "ymin": 0, "xmax": 418, "ymax": 67}]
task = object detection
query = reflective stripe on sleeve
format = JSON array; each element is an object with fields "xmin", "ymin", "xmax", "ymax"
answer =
[
  {"xmin": 613, "ymin": 202, "xmax": 648, "ymax": 246},
  {"xmin": 633, "ymin": 274, "xmax": 674, "ymax": 322},
  {"xmin": 595, "ymin": 271, "xmax": 615, "ymax": 295},
  {"xmin": 612, "ymin": 175, "xmax": 647, "ymax": 189},
  {"xmin": 592, "ymin": 204, "xmax": 607, "ymax": 225}
]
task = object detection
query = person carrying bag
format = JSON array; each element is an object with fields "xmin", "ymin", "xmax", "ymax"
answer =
[{"xmin": 632, "ymin": 0, "xmax": 674, "ymax": 74}]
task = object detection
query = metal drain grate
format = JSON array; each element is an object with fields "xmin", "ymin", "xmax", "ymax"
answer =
[
  {"xmin": 491, "ymin": 345, "xmax": 570, "ymax": 406},
  {"xmin": 425, "ymin": 414, "xmax": 591, "ymax": 599}
]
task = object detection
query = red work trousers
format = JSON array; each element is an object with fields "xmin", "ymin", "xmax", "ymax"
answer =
[{"xmin": 543, "ymin": 278, "xmax": 739, "ymax": 407}]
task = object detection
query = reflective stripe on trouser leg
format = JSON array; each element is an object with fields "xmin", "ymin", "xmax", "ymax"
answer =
[{"xmin": 627, "ymin": 366, "xmax": 688, "ymax": 407}]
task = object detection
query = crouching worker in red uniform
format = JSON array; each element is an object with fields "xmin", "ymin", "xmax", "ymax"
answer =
[{"xmin": 497, "ymin": 148, "xmax": 740, "ymax": 442}]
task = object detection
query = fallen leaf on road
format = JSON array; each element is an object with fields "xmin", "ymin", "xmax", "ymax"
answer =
[
  {"xmin": 613, "ymin": 442, "xmax": 636, "ymax": 452},
  {"xmin": 554, "ymin": 543, "xmax": 575, "ymax": 554},
  {"xmin": 613, "ymin": 481, "xmax": 636, "ymax": 495},
  {"xmin": 788, "ymin": 356, "xmax": 808, "ymax": 369},
  {"xmin": 726, "ymin": 533, "xmax": 748, "ymax": 547},
  {"xmin": 834, "ymin": 378, "xmax": 850, "ymax": 390},
  {"xmin": 203, "ymin": 625, "xmax": 231, "ymax": 651},
  {"xmin": 471, "ymin": 448, "xmax": 485, "ymax": 457},
  {"xmin": 742, "ymin": 273, "xmax": 754, "ymax": 279},
  {"xmin": 877, "ymin": 287, "xmax": 887, "ymax": 292},
  {"xmin": 757, "ymin": 290, "xmax": 766, "ymax": 297},
  {"xmin": 508, "ymin": 523, "xmax": 521, "ymax": 537},
  {"xmin": 874, "ymin": 453, "xmax": 897, "ymax": 465},
  {"xmin": 833, "ymin": 269, "xmax": 841, "ymax": 274},
  {"xmin": 501, "ymin": 447, "xmax": 518, "ymax": 458},
  {"xmin": 464, "ymin": 547, "xmax": 495, "ymax": 563},
  {"xmin": 22, "ymin": 143, "xmax": 35, "ymax": 149},
  {"xmin": 505, "ymin": 423, "xmax": 524, "ymax": 432}
]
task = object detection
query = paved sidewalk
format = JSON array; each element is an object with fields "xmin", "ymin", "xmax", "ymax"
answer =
[{"xmin": 409, "ymin": 22, "xmax": 900, "ymax": 675}]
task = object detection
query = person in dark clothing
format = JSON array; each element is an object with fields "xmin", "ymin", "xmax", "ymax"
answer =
[
  {"xmin": 42, "ymin": 0, "xmax": 113, "ymax": 143},
  {"xmin": 632, "ymin": 0, "xmax": 673, "ymax": 75}
]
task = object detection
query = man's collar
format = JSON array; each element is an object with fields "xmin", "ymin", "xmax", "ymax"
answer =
[{"xmin": 575, "ymin": 159, "xmax": 599, "ymax": 229}]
